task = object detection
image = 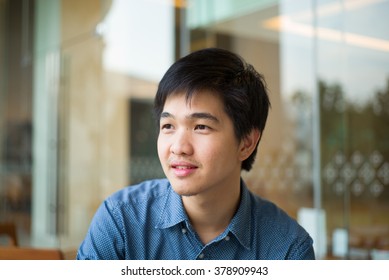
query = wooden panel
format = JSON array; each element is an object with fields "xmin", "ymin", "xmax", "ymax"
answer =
[{"xmin": 0, "ymin": 247, "xmax": 64, "ymax": 260}]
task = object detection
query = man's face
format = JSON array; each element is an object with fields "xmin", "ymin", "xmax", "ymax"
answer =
[{"xmin": 157, "ymin": 91, "xmax": 246, "ymax": 198}]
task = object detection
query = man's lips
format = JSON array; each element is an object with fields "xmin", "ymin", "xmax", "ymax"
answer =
[
  {"xmin": 172, "ymin": 165, "xmax": 196, "ymax": 169},
  {"xmin": 170, "ymin": 161, "xmax": 198, "ymax": 169},
  {"xmin": 169, "ymin": 160, "xmax": 198, "ymax": 176}
]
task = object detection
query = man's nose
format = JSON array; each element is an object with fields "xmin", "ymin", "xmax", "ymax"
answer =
[{"xmin": 170, "ymin": 129, "xmax": 194, "ymax": 155}]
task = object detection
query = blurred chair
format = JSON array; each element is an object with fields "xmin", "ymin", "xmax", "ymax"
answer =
[
  {"xmin": 0, "ymin": 247, "xmax": 64, "ymax": 260},
  {"xmin": 0, "ymin": 222, "xmax": 18, "ymax": 246}
]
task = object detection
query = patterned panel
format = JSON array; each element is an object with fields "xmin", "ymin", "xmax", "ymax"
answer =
[{"xmin": 323, "ymin": 151, "xmax": 388, "ymax": 197}]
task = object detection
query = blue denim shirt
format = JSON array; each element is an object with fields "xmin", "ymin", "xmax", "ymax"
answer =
[{"xmin": 77, "ymin": 179, "xmax": 315, "ymax": 260}]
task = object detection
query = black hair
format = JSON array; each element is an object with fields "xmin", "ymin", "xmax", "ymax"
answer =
[{"xmin": 154, "ymin": 48, "xmax": 271, "ymax": 171}]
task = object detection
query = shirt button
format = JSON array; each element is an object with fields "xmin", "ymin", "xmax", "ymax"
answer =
[
  {"xmin": 198, "ymin": 253, "xmax": 205, "ymax": 259},
  {"xmin": 181, "ymin": 228, "xmax": 187, "ymax": 234},
  {"xmin": 225, "ymin": 235, "xmax": 230, "ymax": 241}
]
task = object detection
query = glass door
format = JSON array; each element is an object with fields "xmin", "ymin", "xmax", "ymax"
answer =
[{"xmin": 316, "ymin": 0, "xmax": 389, "ymax": 259}]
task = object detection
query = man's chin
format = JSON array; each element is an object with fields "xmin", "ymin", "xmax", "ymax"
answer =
[
  {"xmin": 172, "ymin": 187, "xmax": 197, "ymax": 197},
  {"xmin": 170, "ymin": 183, "xmax": 198, "ymax": 197}
]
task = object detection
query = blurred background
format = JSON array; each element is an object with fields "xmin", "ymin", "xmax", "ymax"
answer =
[{"xmin": 0, "ymin": 0, "xmax": 388, "ymax": 260}]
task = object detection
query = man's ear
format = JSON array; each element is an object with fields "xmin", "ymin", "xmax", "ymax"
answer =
[{"xmin": 239, "ymin": 129, "xmax": 261, "ymax": 161}]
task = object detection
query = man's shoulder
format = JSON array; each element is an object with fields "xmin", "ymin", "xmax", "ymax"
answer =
[
  {"xmin": 108, "ymin": 178, "xmax": 171, "ymax": 205},
  {"xmin": 248, "ymin": 191, "xmax": 284, "ymax": 217},
  {"xmin": 253, "ymin": 193, "xmax": 315, "ymax": 259},
  {"xmin": 248, "ymin": 190, "xmax": 307, "ymax": 235}
]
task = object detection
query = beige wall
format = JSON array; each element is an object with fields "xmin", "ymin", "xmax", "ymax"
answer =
[{"xmin": 59, "ymin": 0, "xmax": 128, "ymax": 247}]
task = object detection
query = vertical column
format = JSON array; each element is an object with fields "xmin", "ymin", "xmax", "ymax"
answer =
[
  {"xmin": 32, "ymin": 0, "xmax": 61, "ymax": 247},
  {"xmin": 311, "ymin": 0, "xmax": 326, "ymax": 259}
]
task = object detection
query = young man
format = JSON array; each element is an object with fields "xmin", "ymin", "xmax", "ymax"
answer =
[{"xmin": 77, "ymin": 48, "xmax": 315, "ymax": 260}]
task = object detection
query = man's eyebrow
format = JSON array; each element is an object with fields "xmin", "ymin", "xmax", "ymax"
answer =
[
  {"xmin": 187, "ymin": 112, "xmax": 219, "ymax": 123},
  {"xmin": 160, "ymin": 111, "xmax": 219, "ymax": 123},
  {"xmin": 160, "ymin": 112, "xmax": 174, "ymax": 119}
]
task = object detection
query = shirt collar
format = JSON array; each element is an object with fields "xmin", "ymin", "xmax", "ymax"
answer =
[
  {"xmin": 155, "ymin": 184, "xmax": 188, "ymax": 229},
  {"xmin": 227, "ymin": 179, "xmax": 252, "ymax": 250},
  {"xmin": 154, "ymin": 179, "xmax": 252, "ymax": 250}
]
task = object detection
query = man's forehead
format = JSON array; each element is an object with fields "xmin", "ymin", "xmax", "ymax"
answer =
[
  {"xmin": 164, "ymin": 90, "xmax": 223, "ymax": 106},
  {"xmin": 161, "ymin": 92, "xmax": 225, "ymax": 122}
]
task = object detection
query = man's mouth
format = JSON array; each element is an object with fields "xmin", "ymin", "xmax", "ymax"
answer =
[
  {"xmin": 172, "ymin": 165, "xmax": 196, "ymax": 169},
  {"xmin": 169, "ymin": 161, "xmax": 198, "ymax": 176}
]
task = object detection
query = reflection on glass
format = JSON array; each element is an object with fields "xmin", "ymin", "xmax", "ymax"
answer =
[{"xmin": 277, "ymin": 0, "xmax": 389, "ymax": 259}]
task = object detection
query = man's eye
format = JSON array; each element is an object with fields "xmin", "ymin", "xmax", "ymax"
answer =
[
  {"xmin": 161, "ymin": 124, "xmax": 173, "ymax": 130},
  {"xmin": 195, "ymin": 124, "xmax": 209, "ymax": 130}
]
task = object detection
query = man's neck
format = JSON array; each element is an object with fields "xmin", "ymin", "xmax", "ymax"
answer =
[{"xmin": 182, "ymin": 180, "xmax": 241, "ymax": 245}]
